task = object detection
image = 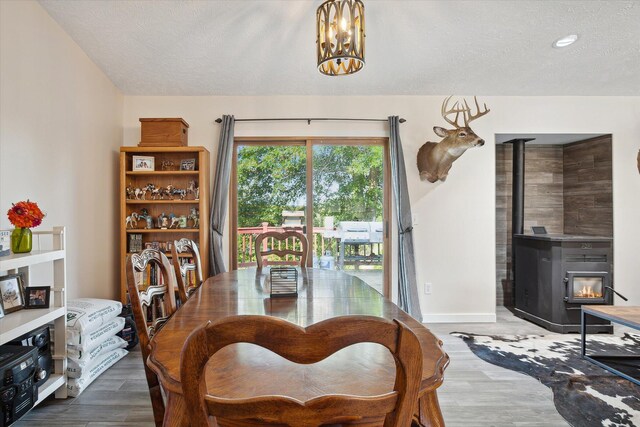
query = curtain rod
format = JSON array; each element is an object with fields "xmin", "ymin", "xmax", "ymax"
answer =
[{"xmin": 214, "ymin": 117, "xmax": 406, "ymax": 124}]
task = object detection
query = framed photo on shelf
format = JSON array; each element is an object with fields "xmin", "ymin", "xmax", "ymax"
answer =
[
  {"xmin": 180, "ymin": 158, "xmax": 196, "ymax": 171},
  {"xmin": 0, "ymin": 230, "xmax": 10, "ymax": 257},
  {"xmin": 133, "ymin": 155, "xmax": 155, "ymax": 171},
  {"xmin": 0, "ymin": 273, "xmax": 25, "ymax": 314},
  {"xmin": 24, "ymin": 286, "xmax": 51, "ymax": 309}
]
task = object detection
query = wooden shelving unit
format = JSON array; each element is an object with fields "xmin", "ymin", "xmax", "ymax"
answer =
[
  {"xmin": 119, "ymin": 146, "xmax": 210, "ymax": 303},
  {"xmin": 0, "ymin": 226, "xmax": 68, "ymax": 402}
]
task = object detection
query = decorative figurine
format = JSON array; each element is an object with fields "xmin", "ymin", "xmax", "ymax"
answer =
[
  {"xmin": 163, "ymin": 185, "xmax": 175, "ymax": 200},
  {"xmin": 172, "ymin": 187, "xmax": 187, "ymax": 200},
  {"xmin": 158, "ymin": 212, "xmax": 168, "ymax": 229},
  {"xmin": 140, "ymin": 208, "xmax": 154, "ymax": 229},
  {"xmin": 187, "ymin": 180, "xmax": 199, "ymax": 200},
  {"xmin": 148, "ymin": 184, "xmax": 162, "ymax": 200},
  {"xmin": 169, "ymin": 214, "xmax": 180, "ymax": 229},
  {"xmin": 161, "ymin": 159, "xmax": 175, "ymax": 171},
  {"xmin": 135, "ymin": 187, "xmax": 147, "ymax": 200},
  {"xmin": 125, "ymin": 212, "xmax": 139, "ymax": 229},
  {"xmin": 188, "ymin": 207, "xmax": 199, "ymax": 228},
  {"xmin": 127, "ymin": 186, "xmax": 146, "ymax": 200}
]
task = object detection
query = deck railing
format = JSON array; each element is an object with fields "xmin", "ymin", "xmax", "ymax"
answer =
[
  {"xmin": 237, "ymin": 222, "xmax": 339, "ymax": 267},
  {"xmin": 237, "ymin": 223, "xmax": 384, "ymax": 269}
]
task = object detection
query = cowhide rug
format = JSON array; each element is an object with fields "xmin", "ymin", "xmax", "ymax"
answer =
[{"xmin": 452, "ymin": 332, "xmax": 640, "ymax": 427}]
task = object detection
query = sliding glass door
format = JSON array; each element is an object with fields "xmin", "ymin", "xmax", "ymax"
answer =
[{"xmin": 231, "ymin": 138, "xmax": 390, "ymax": 296}]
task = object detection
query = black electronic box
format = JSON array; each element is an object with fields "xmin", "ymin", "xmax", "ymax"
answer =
[
  {"xmin": 8, "ymin": 326, "xmax": 52, "ymax": 388},
  {"xmin": 0, "ymin": 345, "xmax": 39, "ymax": 427}
]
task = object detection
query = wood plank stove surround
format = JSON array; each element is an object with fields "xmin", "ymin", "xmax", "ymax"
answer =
[{"xmin": 514, "ymin": 234, "xmax": 613, "ymax": 333}]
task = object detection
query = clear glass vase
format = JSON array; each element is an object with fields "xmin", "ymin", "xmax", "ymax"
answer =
[{"xmin": 11, "ymin": 227, "xmax": 32, "ymax": 253}]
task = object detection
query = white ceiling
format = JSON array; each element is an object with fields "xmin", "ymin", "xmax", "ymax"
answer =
[
  {"xmin": 495, "ymin": 133, "xmax": 608, "ymax": 145},
  {"xmin": 38, "ymin": 0, "xmax": 640, "ymax": 96}
]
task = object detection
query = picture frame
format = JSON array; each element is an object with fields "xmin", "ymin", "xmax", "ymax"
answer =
[
  {"xmin": 133, "ymin": 155, "xmax": 155, "ymax": 171},
  {"xmin": 0, "ymin": 230, "xmax": 10, "ymax": 257},
  {"xmin": 180, "ymin": 158, "xmax": 196, "ymax": 171},
  {"xmin": 24, "ymin": 286, "xmax": 51, "ymax": 309},
  {"xmin": 0, "ymin": 273, "xmax": 25, "ymax": 314},
  {"xmin": 0, "ymin": 303, "xmax": 4, "ymax": 319}
]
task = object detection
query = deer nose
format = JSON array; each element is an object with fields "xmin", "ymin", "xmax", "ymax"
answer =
[{"xmin": 477, "ymin": 139, "xmax": 485, "ymax": 146}]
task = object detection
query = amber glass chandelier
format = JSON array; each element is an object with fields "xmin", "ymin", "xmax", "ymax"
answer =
[{"xmin": 316, "ymin": 0, "xmax": 365, "ymax": 76}]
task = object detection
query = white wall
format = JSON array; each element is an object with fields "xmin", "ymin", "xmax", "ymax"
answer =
[
  {"xmin": 0, "ymin": 1, "xmax": 124, "ymax": 299},
  {"xmin": 122, "ymin": 96, "xmax": 640, "ymax": 322}
]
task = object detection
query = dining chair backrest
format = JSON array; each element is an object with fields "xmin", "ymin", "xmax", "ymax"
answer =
[
  {"xmin": 125, "ymin": 249, "xmax": 178, "ymax": 427},
  {"xmin": 180, "ymin": 315, "xmax": 423, "ymax": 427},
  {"xmin": 255, "ymin": 231, "xmax": 309, "ymax": 268},
  {"xmin": 171, "ymin": 238, "xmax": 204, "ymax": 305}
]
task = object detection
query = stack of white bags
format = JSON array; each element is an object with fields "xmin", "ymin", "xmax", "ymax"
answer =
[{"xmin": 65, "ymin": 298, "xmax": 129, "ymax": 397}]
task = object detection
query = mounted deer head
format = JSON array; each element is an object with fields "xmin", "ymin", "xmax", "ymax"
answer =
[{"xmin": 417, "ymin": 96, "xmax": 490, "ymax": 183}]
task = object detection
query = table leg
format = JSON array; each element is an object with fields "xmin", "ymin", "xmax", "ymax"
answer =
[
  {"xmin": 163, "ymin": 391, "xmax": 190, "ymax": 427},
  {"xmin": 415, "ymin": 391, "xmax": 445, "ymax": 427},
  {"xmin": 581, "ymin": 308, "xmax": 587, "ymax": 357}
]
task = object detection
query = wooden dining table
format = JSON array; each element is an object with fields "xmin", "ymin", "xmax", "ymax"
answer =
[{"xmin": 147, "ymin": 268, "xmax": 449, "ymax": 427}]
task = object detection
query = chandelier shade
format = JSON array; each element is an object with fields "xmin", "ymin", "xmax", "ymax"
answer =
[{"xmin": 316, "ymin": 0, "xmax": 365, "ymax": 76}]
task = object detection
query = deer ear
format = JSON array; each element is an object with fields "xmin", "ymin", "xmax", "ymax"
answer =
[{"xmin": 433, "ymin": 126, "xmax": 448, "ymax": 138}]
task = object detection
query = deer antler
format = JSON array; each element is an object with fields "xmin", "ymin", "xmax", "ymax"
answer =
[
  {"xmin": 441, "ymin": 95, "xmax": 468, "ymax": 128},
  {"xmin": 463, "ymin": 96, "xmax": 490, "ymax": 126}
]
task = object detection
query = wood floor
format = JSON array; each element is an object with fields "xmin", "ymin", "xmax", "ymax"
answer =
[
  {"xmin": 18, "ymin": 307, "xmax": 600, "ymax": 426},
  {"xmin": 429, "ymin": 308, "xmax": 569, "ymax": 427}
]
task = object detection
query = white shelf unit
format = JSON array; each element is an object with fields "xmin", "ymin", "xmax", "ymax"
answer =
[{"xmin": 0, "ymin": 226, "xmax": 68, "ymax": 402}]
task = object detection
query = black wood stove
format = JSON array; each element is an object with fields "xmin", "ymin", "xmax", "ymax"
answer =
[{"xmin": 514, "ymin": 234, "xmax": 613, "ymax": 333}]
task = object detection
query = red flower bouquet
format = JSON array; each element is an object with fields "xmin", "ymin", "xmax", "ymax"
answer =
[
  {"xmin": 7, "ymin": 200, "xmax": 45, "ymax": 228},
  {"xmin": 7, "ymin": 200, "xmax": 45, "ymax": 253}
]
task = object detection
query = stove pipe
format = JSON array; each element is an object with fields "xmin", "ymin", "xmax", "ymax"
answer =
[{"xmin": 504, "ymin": 138, "xmax": 534, "ymax": 297}]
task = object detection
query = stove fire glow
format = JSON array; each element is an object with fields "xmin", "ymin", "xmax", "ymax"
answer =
[
  {"xmin": 572, "ymin": 276, "xmax": 604, "ymax": 300},
  {"xmin": 575, "ymin": 285, "xmax": 603, "ymax": 299}
]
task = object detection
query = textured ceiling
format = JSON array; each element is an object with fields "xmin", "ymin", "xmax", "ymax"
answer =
[{"xmin": 38, "ymin": 0, "xmax": 640, "ymax": 96}]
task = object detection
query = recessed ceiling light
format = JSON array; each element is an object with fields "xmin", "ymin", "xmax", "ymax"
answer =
[{"xmin": 553, "ymin": 34, "xmax": 579, "ymax": 48}]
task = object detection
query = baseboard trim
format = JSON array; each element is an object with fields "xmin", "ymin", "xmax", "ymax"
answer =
[{"xmin": 422, "ymin": 313, "xmax": 497, "ymax": 323}]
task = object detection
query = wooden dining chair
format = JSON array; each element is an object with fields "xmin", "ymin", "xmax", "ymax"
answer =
[
  {"xmin": 180, "ymin": 315, "xmax": 423, "ymax": 427},
  {"xmin": 125, "ymin": 249, "xmax": 178, "ymax": 427},
  {"xmin": 171, "ymin": 238, "xmax": 203, "ymax": 305},
  {"xmin": 255, "ymin": 231, "xmax": 309, "ymax": 268}
]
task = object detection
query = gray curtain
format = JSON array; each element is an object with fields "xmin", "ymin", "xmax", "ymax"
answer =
[
  {"xmin": 209, "ymin": 115, "xmax": 235, "ymax": 275},
  {"xmin": 388, "ymin": 116, "xmax": 422, "ymax": 321}
]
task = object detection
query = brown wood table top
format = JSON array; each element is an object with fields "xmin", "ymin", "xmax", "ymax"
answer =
[
  {"xmin": 583, "ymin": 305, "xmax": 640, "ymax": 329},
  {"xmin": 147, "ymin": 268, "xmax": 449, "ymax": 412}
]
